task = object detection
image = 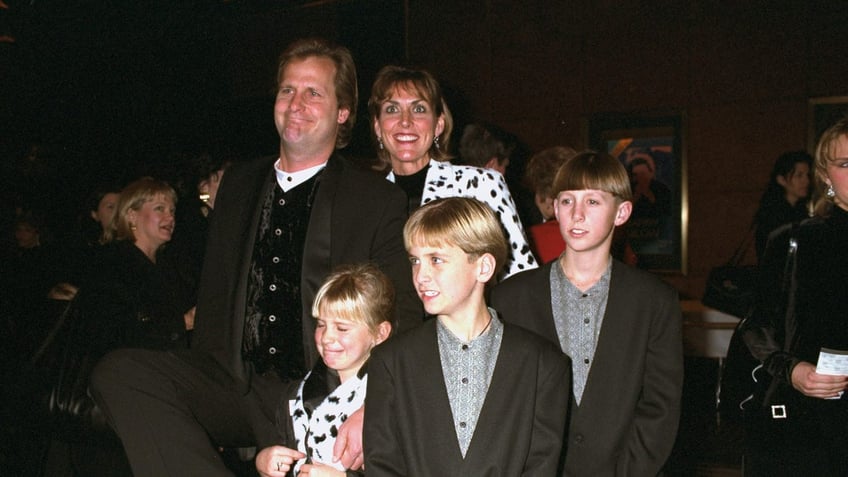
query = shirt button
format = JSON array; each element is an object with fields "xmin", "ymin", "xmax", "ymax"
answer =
[
  {"xmin": 575, "ymin": 434, "xmax": 584, "ymax": 443},
  {"xmin": 269, "ymin": 284, "xmax": 277, "ymax": 291},
  {"xmin": 278, "ymin": 198, "xmax": 286, "ymax": 206},
  {"xmin": 272, "ymin": 256, "xmax": 280, "ymax": 264},
  {"xmin": 582, "ymin": 293, "xmax": 588, "ymax": 298},
  {"xmin": 268, "ymin": 347, "xmax": 277, "ymax": 354},
  {"xmin": 268, "ymin": 315, "xmax": 276, "ymax": 322},
  {"xmin": 274, "ymin": 228, "xmax": 282, "ymax": 236},
  {"xmin": 461, "ymin": 344, "xmax": 469, "ymax": 351},
  {"xmin": 461, "ymin": 377, "xmax": 468, "ymax": 384},
  {"xmin": 583, "ymin": 358, "xmax": 590, "ymax": 364},
  {"xmin": 459, "ymin": 422, "xmax": 466, "ymax": 428},
  {"xmin": 584, "ymin": 318, "xmax": 590, "ymax": 324}
]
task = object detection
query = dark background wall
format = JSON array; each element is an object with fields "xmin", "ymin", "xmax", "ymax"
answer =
[
  {"xmin": 3, "ymin": 0, "xmax": 848, "ymax": 298},
  {"xmin": 404, "ymin": 0, "xmax": 848, "ymax": 298}
]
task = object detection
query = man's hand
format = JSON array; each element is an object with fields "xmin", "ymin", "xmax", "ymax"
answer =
[
  {"xmin": 255, "ymin": 445, "xmax": 306, "ymax": 477},
  {"xmin": 333, "ymin": 406, "xmax": 364, "ymax": 469},
  {"xmin": 791, "ymin": 361, "xmax": 848, "ymax": 398},
  {"xmin": 47, "ymin": 282, "xmax": 78, "ymax": 301}
]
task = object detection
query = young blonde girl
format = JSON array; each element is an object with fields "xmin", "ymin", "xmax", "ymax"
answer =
[{"xmin": 256, "ymin": 263, "xmax": 393, "ymax": 477}]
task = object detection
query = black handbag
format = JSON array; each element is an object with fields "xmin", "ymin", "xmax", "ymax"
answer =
[
  {"xmin": 702, "ymin": 224, "xmax": 758, "ymax": 318},
  {"xmin": 728, "ymin": 226, "xmax": 821, "ymax": 464},
  {"xmin": 29, "ymin": 296, "xmax": 114, "ymax": 439},
  {"xmin": 717, "ymin": 317, "xmax": 760, "ymax": 423},
  {"xmin": 718, "ymin": 225, "xmax": 798, "ymax": 424}
]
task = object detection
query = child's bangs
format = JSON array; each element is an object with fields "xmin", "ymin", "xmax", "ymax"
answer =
[{"xmin": 319, "ymin": 296, "xmax": 367, "ymax": 324}]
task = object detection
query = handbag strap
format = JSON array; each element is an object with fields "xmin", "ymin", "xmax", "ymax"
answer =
[
  {"xmin": 727, "ymin": 222, "xmax": 757, "ymax": 266},
  {"xmin": 781, "ymin": 223, "xmax": 800, "ymax": 353},
  {"xmin": 29, "ymin": 299, "xmax": 75, "ymax": 366}
]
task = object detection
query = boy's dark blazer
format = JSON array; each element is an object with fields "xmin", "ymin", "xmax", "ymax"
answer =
[
  {"xmin": 491, "ymin": 260, "xmax": 683, "ymax": 477},
  {"xmin": 190, "ymin": 153, "xmax": 421, "ymax": 393},
  {"xmin": 364, "ymin": 317, "xmax": 571, "ymax": 476}
]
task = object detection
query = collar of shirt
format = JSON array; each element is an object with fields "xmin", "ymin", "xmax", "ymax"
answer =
[{"xmin": 274, "ymin": 159, "xmax": 327, "ymax": 192}]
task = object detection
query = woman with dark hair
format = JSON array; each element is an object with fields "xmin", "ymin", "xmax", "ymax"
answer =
[
  {"xmin": 85, "ymin": 184, "xmax": 122, "ymax": 246},
  {"xmin": 742, "ymin": 120, "xmax": 848, "ymax": 476},
  {"xmin": 368, "ymin": 65, "xmax": 536, "ymax": 279},
  {"xmin": 47, "ymin": 184, "xmax": 123, "ymax": 302},
  {"xmin": 753, "ymin": 150, "xmax": 812, "ymax": 262},
  {"xmin": 164, "ymin": 151, "xmax": 233, "ymax": 311}
]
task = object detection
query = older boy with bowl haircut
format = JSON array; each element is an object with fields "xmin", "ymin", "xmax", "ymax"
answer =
[
  {"xmin": 364, "ymin": 197, "xmax": 570, "ymax": 476},
  {"xmin": 492, "ymin": 151, "xmax": 683, "ymax": 476}
]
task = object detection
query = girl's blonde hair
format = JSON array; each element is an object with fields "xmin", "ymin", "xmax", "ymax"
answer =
[{"xmin": 311, "ymin": 263, "xmax": 395, "ymax": 336}]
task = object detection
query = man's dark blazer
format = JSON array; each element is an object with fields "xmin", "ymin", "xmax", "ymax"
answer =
[
  {"xmin": 190, "ymin": 153, "xmax": 421, "ymax": 393},
  {"xmin": 491, "ymin": 260, "xmax": 683, "ymax": 477},
  {"xmin": 364, "ymin": 317, "xmax": 571, "ymax": 476}
]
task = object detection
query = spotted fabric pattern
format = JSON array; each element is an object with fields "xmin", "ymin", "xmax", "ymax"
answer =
[
  {"xmin": 290, "ymin": 370, "xmax": 367, "ymax": 473},
  {"xmin": 417, "ymin": 159, "xmax": 538, "ymax": 279}
]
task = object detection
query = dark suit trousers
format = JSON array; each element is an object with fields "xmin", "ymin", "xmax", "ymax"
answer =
[{"xmin": 89, "ymin": 348, "xmax": 286, "ymax": 476}]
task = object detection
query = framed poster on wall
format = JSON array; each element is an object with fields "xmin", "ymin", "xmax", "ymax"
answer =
[{"xmin": 587, "ymin": 112, "xmax": 687, "ymax": 274}]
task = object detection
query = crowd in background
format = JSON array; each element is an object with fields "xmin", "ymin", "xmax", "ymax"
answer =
[{"xmin": 1, "ymin": 34, "xmax": 845, "ymax": 476}]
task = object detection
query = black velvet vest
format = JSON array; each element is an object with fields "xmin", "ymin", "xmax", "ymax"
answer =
[{"xmin": 243, "ymin": 173, "xmax": 321, "ymax": 379}]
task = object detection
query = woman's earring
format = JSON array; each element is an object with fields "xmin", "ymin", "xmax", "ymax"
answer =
[
  {"xmin": 434, "ymin": 135, "xmax": 440, "ymax": 150},
  {"xmin": 378, "ymin": 137, "xmax": 384, "ymax": 150},
  {"xmin": 827, "ymin": 184, "xmax": 836, "ymax": 198},
  {"xmin": 130, "ymin": 223, "xmax": 137, "ymax": 231}
]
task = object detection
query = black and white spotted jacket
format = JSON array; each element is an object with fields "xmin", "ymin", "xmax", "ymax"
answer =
[
  {"xmin": 286, "ymin": 361, "xmax": 366, "ymax": 476},
  {"xmin": 388, "ymin": 159, "xmax": 538, "ymax": 279}
]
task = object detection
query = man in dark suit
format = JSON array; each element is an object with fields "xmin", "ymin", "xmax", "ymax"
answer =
[
  {"xmin": 492, "ymin": 151, "xmax": 683, "ymax": 476},
  {"xmin": 90, "ymin": 38, "xmax": 420, "ymax": 476}
]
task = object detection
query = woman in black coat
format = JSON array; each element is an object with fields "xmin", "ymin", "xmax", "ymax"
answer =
[
  {"xmin": 743, "ymin": 119, "xmax": 848, "ymax": 476},
  {"xmin": 76, "ymin": 176, "xmax": 191, "ymax": 350},
  {"xmin": 43, "ymin": 177, "xmax": 191, "ymax": 476},
  {"xmin": 752, "ymin": 150, "xmax": 812, "ymax": 263}
]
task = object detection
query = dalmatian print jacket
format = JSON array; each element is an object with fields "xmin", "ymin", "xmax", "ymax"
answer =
[
  {"xmin": 388, "ymin": 159, "xmax": 538, "ymax": 279},
  {"xmin": 288, "ymin": 363, "xmax": 367, "ymax": 475}
]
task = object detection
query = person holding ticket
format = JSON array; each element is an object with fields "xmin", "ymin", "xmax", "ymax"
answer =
[{"xmin": 743, "ymin": 116, "xmax": 848, "ymax": 477}]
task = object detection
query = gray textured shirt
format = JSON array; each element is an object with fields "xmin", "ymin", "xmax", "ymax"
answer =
[
  {"xmin": 550, "ymin": 260, "xmax": 611, "ymax": 404},
  {"xmin": 437, "ymin": 309, "xmax": 503, "ymax": 457}
]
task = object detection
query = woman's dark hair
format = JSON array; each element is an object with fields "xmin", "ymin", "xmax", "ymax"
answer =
[
  {"xmin": 368, "ymin": 65, "xmax": 454, "ymax": 170},
  {"xmin": 87, "ymin": 183, "xmax": 123, "ymax": 215},
  {"xmin": 754, "ymin": 150, "xmax": 812, "ymax": 224}
]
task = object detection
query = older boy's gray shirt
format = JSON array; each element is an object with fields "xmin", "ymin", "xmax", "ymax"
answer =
[
  {"xmin": 550, "ymin": 259, "xmax": 611, "ymax": 404},
  {"xmin": 437, "ymin": 309, "xmax": 503, "ymax": 457}
]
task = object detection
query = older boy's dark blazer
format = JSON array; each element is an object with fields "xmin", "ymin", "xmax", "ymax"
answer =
[
  {"xmin": 364, "ymin": 317, "xmax": 571, "ymax": 476},
  {"xmin": 190, "ymin": 154, "xmax": 420, "ymax": 393},
  {"xmin": 491, "ymin": 260, "xmax": 683, "ymax": 477}
]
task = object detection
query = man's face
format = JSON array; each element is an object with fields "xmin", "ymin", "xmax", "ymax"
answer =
[
  {"xmin": 273, "ymin": 56, "xmax": 349, "ymax": 156},
  {"xmin": 15, "ymin": 223, "xmax": 39, "ymax": 249}
]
